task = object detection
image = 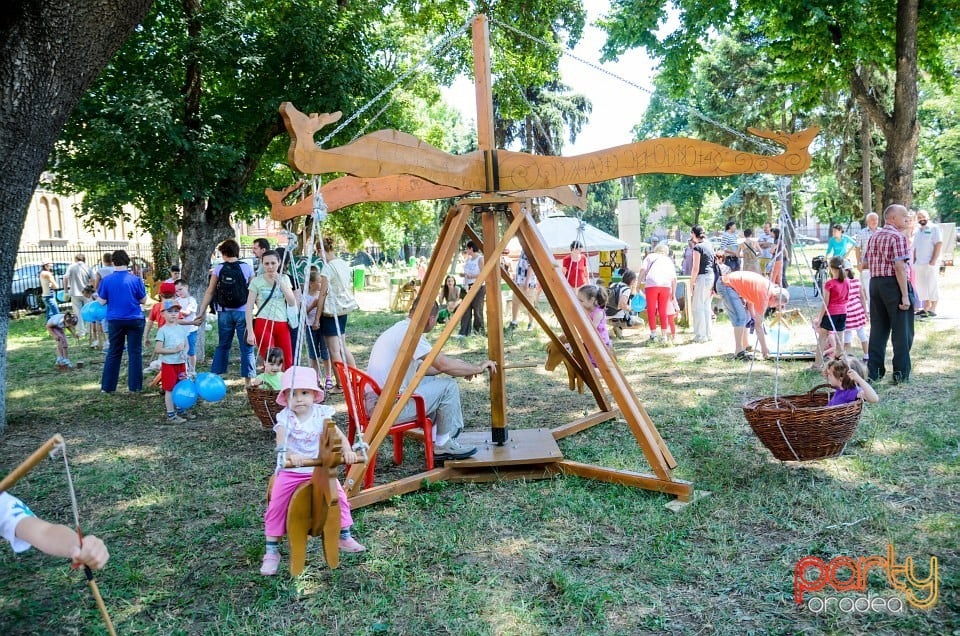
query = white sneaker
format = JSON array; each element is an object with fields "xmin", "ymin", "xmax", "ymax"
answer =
[{"xmin": 434, "ymin": 437, "xmax": 477, "ymax": 461}]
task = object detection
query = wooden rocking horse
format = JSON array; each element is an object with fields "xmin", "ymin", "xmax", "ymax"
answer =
[{"xmin": 267, "ymin": 418, "xmax": 346, "ymax": 574}]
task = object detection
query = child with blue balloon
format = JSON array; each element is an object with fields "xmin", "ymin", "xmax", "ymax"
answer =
[{"xmin": 155, "ymin": 300, "xmax": 194, "ymax": 424}]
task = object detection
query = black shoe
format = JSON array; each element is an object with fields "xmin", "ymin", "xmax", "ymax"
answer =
[
  {"xmin": 891, "ymin": 373, "xmax": 907, "ymax": 386},
  {"xmin": 914, "ymin": 310, "xmax": 928, "ymax": 318},
  {"xmin": 927, "ymin": 310, "xmax": 937, "ymax": 317}
]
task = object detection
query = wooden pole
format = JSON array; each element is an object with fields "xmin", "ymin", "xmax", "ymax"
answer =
[
  {"xmin": 482, "ymin": 203, "xmax": 508, "ymax": 442},
  {"xmin": 472, "ymin": 15, "xmax": 496, "ymax": 155},
  {"xmin": 0, "ymin": 435, "xmax": 64, "ymax": 493}
]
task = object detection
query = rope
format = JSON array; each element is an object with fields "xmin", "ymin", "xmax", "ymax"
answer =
[
  {"xmin": 308, "ymin": 181, "xmax": 369, "ymax": 479},
  {"xmin": 487, "ymin": 16, "xmax": 780, "ymax": 155},
  {"xmin": 53, "ymin": 440, "xmax": 117, "ymax": 636}
]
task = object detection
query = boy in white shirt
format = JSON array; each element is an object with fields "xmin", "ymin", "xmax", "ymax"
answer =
[{"xmin": 155, "ymin": 300, "xmax": 193, "ymax": 423}]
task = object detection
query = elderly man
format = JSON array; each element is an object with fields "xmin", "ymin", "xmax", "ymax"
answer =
[
  {"xmin": 367, "ymin": 300, "xmax": 497, "ymax": 461},
  {"xmin": 718, "ymin": 269, "xmax": 789, "ymax": 359},
  {"xmin": 912, "ymin": 210, "xmax": 943, "ymax": 317},
  {"xmin": 862, "ymin": 204, "xmax": 914, "ymax": 384},
  {"xmin": 855, "ymin": 212, "xmax": 880, "ymax": 306}
]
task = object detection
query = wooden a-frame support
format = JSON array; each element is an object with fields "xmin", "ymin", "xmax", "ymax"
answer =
[{"xmin": 343, "ymin": 197, "xmax": 692, "ymax": 508}]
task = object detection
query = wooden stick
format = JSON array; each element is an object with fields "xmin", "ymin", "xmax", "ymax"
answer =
[
  {"xmin": 502, "ymin": 361, "xmax": 540, "ymax": 370},
  {"xmin": 85, "ymin": 574, "xmax": 117, "ymax": 636},
  {"xmin": 0, "ymin": 434, "xmax": 64, "ymax": 493}
]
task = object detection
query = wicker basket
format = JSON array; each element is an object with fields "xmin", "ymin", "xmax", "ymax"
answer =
[
  {"xmin": 742, "ymin": 384, "xmax": 863, "ymax": 461},
  {"xmin": 246, "ymin": 386, "xmax": 283, "ymax": 431}
]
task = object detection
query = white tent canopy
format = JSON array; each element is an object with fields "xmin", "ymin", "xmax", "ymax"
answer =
[{"xmin": 506, "ymin": 215, "xmax": 629, "ymax": 256}]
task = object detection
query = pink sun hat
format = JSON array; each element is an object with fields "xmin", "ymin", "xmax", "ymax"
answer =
[{"xmin": 276, "ymin": 366, "xmax": 325, "ymax": 406}]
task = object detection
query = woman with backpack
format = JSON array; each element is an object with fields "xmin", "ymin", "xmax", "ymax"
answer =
[{"xmin": 195, "ymin": 239, "xmax": 257, "ymax": 386}]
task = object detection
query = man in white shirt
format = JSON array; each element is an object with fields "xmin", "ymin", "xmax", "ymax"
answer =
[
  {"xmin": 855, "ymin": 212, "xmax": 879, "ymax": 307},
  {"xmin": 63, "ymin": 254, "xmax": 92, "ymax": 336},
  {"xmin": 367, "ymin": 300, "xmax": 496, "ymax": 461},
  {"xmin": 912, "ymin": 210, "xmax": 943, "ymax": 317}
]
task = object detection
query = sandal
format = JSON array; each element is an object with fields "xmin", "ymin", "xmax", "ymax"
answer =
[{"xmin": 325, "ymin": 376, "xmax": 334, "ymax": 391}]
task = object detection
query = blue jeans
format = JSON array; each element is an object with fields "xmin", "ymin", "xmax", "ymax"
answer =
[
  {"xmin": 43, "ymin": 294, "xmax": 59, "ymax": 320},
  {"xmin": 101, "ymin": 318, "xmax": 145, "ymax": 392},
  {"xmin": 716, "ymin": 279, "xmax": 748, "ymax": 327},
  {"xmin": 211, "ymin": 309, "xmax": 255, "ymax": 378}
]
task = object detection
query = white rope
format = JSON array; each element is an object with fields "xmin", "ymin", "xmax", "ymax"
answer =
[{"xmin": 308, "ymin": 181, "xmax": 369, "ymax": 479}]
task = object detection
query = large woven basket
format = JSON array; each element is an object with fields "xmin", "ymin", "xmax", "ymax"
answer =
[
  {"xmin": 742, "ymin": 384, "xmax": 863, "ymax": 461},
  {"xmin": 246, "ymin": 386, "xmax": 282, "ymax": 431}
]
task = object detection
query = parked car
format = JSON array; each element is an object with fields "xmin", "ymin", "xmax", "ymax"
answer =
[
  {"xmin": 793, "ymin": 234, "xmax": 821, "ymax": 247},
  {"xmin": 10, "ymin": 262, "xmax": 70, "ymax": 311}
]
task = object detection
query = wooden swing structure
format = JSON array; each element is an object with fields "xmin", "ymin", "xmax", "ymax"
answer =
[{"xmin": 265, "ymin": 15, "xmax": 818, "ymax": 570}]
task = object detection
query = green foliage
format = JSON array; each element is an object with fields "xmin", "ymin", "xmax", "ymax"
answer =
[{"xmin": 579, "ymin": 179, "xmax": 621, "ymax": 236}]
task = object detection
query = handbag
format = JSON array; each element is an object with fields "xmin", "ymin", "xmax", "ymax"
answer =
[
  {"xmin": 324, "ymin": 262, "xmax": 360, "ymax": 316},
  {"xmin": 286, "ymin": 305, "xmax": 300, "ymax": 328}
]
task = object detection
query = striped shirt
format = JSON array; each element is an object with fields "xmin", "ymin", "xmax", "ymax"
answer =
[
  {"xmin": 845, "ymin": 277, "xmax": 867, "ymax": 330},
  {"xmin": 719, "ymin": 231, "xmax": 739, "ymax": 256},
  {"xmin": 863, "ymin": 226, "xmax": 911, "ymax": 278}
]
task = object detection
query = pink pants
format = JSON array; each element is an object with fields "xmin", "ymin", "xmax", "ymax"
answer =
[
  {"xmin": 645, "ymin": 286, "xmax": 672, "ymax": 332},
  {"xmin": 264, "ymin": 470, "xmax": 352, "ymax": 538}
]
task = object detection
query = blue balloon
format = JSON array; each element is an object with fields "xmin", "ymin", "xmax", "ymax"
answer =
[
  {"xmin": 630, "ymin": 293, "xmax": 647, "ymax": 313},
  {"xmin": 172, "ymin": 379, "xmax": 198, "ymax": 410},
  {"xmin": 81, "ymin": 301, "xmax": 106, "ymax": 322},
  {"xmin": 195, "ymin": 372, "xmax": 227, "ymax": 402}
]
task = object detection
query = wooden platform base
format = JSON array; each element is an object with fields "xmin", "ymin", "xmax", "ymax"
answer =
[
  {"xmin": 446, "ymin": 428, "xmax": 562, "ymax": 468},
  {"xmin": 347, "ymin": 427, "xmax": 694, "ymax": 509}
]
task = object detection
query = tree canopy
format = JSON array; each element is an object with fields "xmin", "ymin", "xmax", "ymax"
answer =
[{"xmin": 599, "ymin": 0, "xmax": 960, "ymax": 209}]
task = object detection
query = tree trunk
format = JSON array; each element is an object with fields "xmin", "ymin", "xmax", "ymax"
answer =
[
  {"xmin": 850, "ymin": 0, "xmax": 920, "ymax": 210},
  {"xmin": 0, "ymin": 0, "xmax": 153, "ymax": 432},
  {"xmin": 861, "ymin": 107, "xmax": 872, "ymax": 215},
  {"xmin": 180, "ymin": 199, "xmax": 234, "ymax": 363}
]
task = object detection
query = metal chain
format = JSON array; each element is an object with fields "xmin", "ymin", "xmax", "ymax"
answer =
[{"xmin": 318, "ymin": 16, "xmax": 474, "ymax": 147}]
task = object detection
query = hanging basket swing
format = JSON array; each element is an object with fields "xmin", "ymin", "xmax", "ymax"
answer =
[
  {"xmin": 247, "ymin": 386, "xmax": 283, "ymax": 431},
  {"xmin": 742, "ymin": 384, "xmax": 863, "ymax": 461}
]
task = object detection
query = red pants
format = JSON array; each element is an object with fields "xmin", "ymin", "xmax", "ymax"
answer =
[
  {"xmin": 253, "ymin": 318, "xmax": 293, "ymax": 370},
  {"xmin": 645, "ymin": 286, "xmax": 672, "ymax": 333}
]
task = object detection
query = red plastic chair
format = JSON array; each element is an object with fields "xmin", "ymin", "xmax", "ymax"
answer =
[{"xmin": 334, "ymin": 361, "xmax": 434, "ymax": 489}]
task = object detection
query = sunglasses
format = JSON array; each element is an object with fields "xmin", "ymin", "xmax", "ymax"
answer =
[{"xmin": 918, "ymin": 220, "xmax": 928, "ymax": 225}]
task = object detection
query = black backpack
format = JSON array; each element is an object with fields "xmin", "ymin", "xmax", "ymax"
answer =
[
  {"xmin": 216, "ymin": 261, "xmax": 248, "ymax": 308},
  {"xmin": 606, "ymin": 282, "xmax": 629, "ymax": 317}
]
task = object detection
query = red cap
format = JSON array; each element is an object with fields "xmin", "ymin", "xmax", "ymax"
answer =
[{"xmin": 159, "ymin": 282, "xmax": 176, "ymax": 296}]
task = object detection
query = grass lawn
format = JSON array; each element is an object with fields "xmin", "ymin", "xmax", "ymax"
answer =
[{"xmin": 1, "ymin": 271, "xmax": 958, "ymax": 635}]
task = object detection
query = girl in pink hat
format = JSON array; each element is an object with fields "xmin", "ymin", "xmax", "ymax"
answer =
[{"xmin": 260, "ymin": 366, "xmax": 364, "ymax": 575}]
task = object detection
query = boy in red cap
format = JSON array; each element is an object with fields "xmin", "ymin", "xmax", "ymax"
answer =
[
  {"xmin": 143, "ymin": 281, "xmax": 177, "ymax": 348},
  {"xmin": 155, "ymin": 299, "xmax": 193, "ymax": 423}
]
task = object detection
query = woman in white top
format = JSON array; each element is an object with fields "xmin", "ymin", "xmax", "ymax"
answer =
[
  {"xmin": 639, "ymin": 243, "xmax": 678, "ymax": 342},
  {"xmin": 458, "ymin": 241, "xmax": 485, "ymax": 337},
  {"xmin": 245, "ymin": 250, "xmax": 297, "ymax": 370},
  {"xmin": 316, "ymin": 237, "xmax": 358, "ymax": 392}
]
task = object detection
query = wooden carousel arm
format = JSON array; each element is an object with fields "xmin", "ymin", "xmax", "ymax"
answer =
[{"xmin": 266, "ymin": 177, "xmax": 588, "ymax": 221}]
